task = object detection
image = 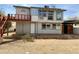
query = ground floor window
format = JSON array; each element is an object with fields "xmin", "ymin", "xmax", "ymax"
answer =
[
  {"xmin": 42, "ymin": 23, "xmax": 51, "ymax": 29},
  {"xmin": 52, "ymin": 24, "xmax": 56, "ymax": 29},
  {"xmin": 42, "ymin": 24, "xmax": 46, "ymax": 29},
  {"xmin": 42, "ymin": 23, "xmax": 61, "ymax": 30}
]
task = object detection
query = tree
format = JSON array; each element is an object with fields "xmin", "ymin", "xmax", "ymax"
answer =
[
  {"xmin": 0, "ymin": 10, "xmax": 12, "ymax": 36},
  {"xmin": 0, "ymin": 10, "xmax": 5, "ymax": 16},
  {"xmin": 5, "ymin": 22, "xmax": 12, "ymax": 36}
]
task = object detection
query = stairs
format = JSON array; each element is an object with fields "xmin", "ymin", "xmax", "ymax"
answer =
[
  {"xmin": 0, "ymin": 14, "xmax": 31, "ymax": 38},
  {"xmin": 0, "ymin": 15, "xmax": 7, "ymax": 38}
]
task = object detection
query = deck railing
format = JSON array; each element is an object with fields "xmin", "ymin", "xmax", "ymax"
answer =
[
  {"xmin": 0, "ymin": 14, "xmax": 31, "ymax": 37},
  {"xmin": 0, "ymin": 15, "xmax": 8, "ymax": 37},
  {"xmin": 8, "ymin": 14, "xmax": 31, "ymax": 21}
]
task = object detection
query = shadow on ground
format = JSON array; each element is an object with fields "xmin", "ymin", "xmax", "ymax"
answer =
[{"xmin": 0, "ymin": 39, "xmax": 21, "ymax": 45}]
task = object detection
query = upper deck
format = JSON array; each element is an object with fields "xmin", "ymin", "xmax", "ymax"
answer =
[{"xmin": 7, "ymin": 14, "xmax": 31, "ymax": 21}]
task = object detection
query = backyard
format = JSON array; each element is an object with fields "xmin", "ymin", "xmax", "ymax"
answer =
[{"xmin": 0, "ymin": 37, "xmax": 79, "ymax": 54}]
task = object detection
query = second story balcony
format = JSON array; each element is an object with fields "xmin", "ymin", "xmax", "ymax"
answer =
[{"xmin": 7, "ymin": 14, "xmax": 31, "ymax": 21}]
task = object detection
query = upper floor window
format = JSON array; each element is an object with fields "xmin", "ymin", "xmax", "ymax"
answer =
[
  {"xmin": 48, "ymin": 11, "xmax": 54, "ymax": 20},
  {"xmin": 56, "ymin": 11, "xmax": 62, "ymax": 20},
  {"xmin": 39, "ymin": 10, "xmax": 47, "ymax": 19},
  {"xmin": 39, "ymin": 10, "xmax": 46, "ymax": 16}
]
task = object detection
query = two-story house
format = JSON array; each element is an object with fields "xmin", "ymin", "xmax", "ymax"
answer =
[{"xmin": 14, "ymin": 5, "xmax": 66, "ymax": 35}]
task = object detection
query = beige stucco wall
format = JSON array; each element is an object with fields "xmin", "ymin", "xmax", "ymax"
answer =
[{"xmin": 16, "ymin": 22, "xmax": 31, "ymax": 34}]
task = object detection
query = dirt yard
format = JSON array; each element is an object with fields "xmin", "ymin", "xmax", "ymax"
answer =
[{"xmin": 0, "ymin": 39, "xmax": 79, "ymax": 54}]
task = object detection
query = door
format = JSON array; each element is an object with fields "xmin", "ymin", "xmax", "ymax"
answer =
[{"xmin": 64, "ymin": 24, "xmax": 68, "ymax": 34}]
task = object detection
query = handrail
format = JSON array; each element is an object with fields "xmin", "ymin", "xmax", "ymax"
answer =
[
  {"xmin": 2, "ymin": 17, "xmax": 7, "ymax": 29},
  {"xmin": 8, "ymin": 14, "xmax": 31, "ymax": 21},
  {"xmin": 0, "ymin": 15, "xmax": 3, "ymax": 21},
  {"xmin": 0, "ymin": 16, "xmax": 7, "ymax": 29}
]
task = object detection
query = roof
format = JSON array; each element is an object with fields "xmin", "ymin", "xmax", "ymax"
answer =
[
  {"xmin": 31, "ymin": 7, "xmax": 66, "ymax": 11},
  {"xmin": 13, "ymin": 5, "xmax": 66, "ymax": 11},
  {"xmin": 63, "ymin": 20, "xmax": 79, "ymax": 24},
  {"xmin": 13, "ymin": 5, "xmax": 30, "ymax": 9}
]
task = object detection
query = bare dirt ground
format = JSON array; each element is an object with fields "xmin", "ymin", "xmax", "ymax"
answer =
[{"xmin": 0, "ymin": 38, "xmax": 79, "ymax": 54}]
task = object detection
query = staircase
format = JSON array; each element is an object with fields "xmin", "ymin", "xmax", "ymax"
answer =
[
  {"xmin": 0, "ymin": 14, "xmax": 31, "ymax": 38},
  {"xmin": 0, "ymin": 15, "xmax": 8, "ymax": 38}
]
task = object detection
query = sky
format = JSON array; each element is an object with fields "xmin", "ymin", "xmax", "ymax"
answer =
[{"xmin": 0, "ymin": 4, "xmax": 79, "ymax": 20}]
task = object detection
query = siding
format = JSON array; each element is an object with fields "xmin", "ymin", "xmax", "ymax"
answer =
[
  {"xmin": 73, "ymin": 28, "xmax": 79, "ymax": 34},
  {"xmin": 31, "ymin": 22, "xmax": 62, "ymax": 34},
  {"xmin": 31, "ymin": 23, "xmax": 35, "ymax": 33},
  {"xmin": 30, "ymin": 8, "xmax": 63, "ymax": 23},
  {"xmin": 16, "ymin": 8, "xmax": 30, "ymax": 15},
  {"xmin": 16, "ymin": 22, "xmax": 31, "ymax": 34}
]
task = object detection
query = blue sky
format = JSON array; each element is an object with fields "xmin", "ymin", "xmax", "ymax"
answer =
[{"xmin": 0, "ymin": 4, "xmax": 79, "ymax": 20}]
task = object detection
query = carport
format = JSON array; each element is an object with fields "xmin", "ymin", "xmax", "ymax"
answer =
[{"xmin": 62, "ymin": 20, "xmax": 79, "ymax": 34}]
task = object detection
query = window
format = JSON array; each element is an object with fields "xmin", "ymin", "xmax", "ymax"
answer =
[
  {"xmin": 39, "ymin": 10, "xmax": 47, "ymax": 19},
  {"xmin": 48, "ymin": 16, "xmax": 53, "ymax": 20},
  {"xmin": 42, "ymin": 24, "xmax": 46, "ymax": 29},
  {"xmin": 56, "ymin": 11, "xmax": 62, "ymax": 20},
  {"xmin": 48, "ymin": 11, "xmax": 54, "ymax": 20},
  {"xmin": 52, "ymin": 24, "xmax": 56, "ymax": 29},
  {"xmin": 47, "ymin": 24, "xmax": 50, "ymax": 29},
  {"xmin": 42, "ymin": 24, "xmax": 51, "ymax": 29}
]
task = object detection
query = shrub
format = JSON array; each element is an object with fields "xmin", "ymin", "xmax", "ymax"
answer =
[
  {"xmin": 4, "ymin": 34, "xmax": 34, "ymax": 42},
  {"xmin": 22, "ymin": 34, "xmax": 34, "ymax": 42},
  {"xmin": 12, "ymin": 34, "xmax": 22, "ymax": 40}
]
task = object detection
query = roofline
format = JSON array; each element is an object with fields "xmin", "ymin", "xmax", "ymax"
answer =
[
  {"xmin": 13, "ymin": 5, "xmax": 66, "ymax": 11},
  {"xmin": 31, "ymin": 7, "xmax": 66, "ymax": 11},
  {"xmin": 63, "ymin": 20, "xmax": 79, "ymax": 24},
  {"xmin": 13, "ymin": 5, "xmax": 30, "ymax": 9}
]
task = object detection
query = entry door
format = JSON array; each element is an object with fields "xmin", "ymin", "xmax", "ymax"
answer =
[{"xmin": 64, "ymin": 24, "xmax": 68, "ymax": 34}]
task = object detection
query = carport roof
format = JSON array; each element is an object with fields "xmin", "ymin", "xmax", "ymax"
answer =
[{"xmin": 63, "ymin": 20, "xmax": 79, "ymax": 24}]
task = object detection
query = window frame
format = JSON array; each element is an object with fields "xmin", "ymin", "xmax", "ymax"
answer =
[
  {"xmin": 56, "ymin": 11, "xmax": 62, "ymax": 20},
  {"xmin": 38, "ymin": 10, "xmax": 47, "ymax": 19},
  {"xmin": 52, "ymin": 24, "xmax": 56, "ymax": 29},
  {"xmin": 48, "ymin": 11, "xmax": 54, "ymax": 20},
  {"xmin": 42, "ymin": 24, "xmax": 46, "ymax": 29},
  {"xmin": 42, "ymin": 23, "xmax": 52, "ymax": 30}
]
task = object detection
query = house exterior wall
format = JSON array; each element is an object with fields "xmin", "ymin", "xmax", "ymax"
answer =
[
  {"xmin": 73, "ymin": 24, "xmax": 79, "ymax": 34},
  {"xmin": 16, "ymin": 22, "xmax": 31, "ymax": 34},
  {"xmin": 30, "ymin": 22, "xmax": 62, "ymax": 34},
  {"xmin": 37, "ymin": 23, "xmax": 62, "ymax": 34},
  {"xmin": 16, "ymin": 8, "xmax": 30, "ymax": 15},
  {"xmin": 15, "ymin": 7, "xmax": 31, "ymax": 34},
  {"xmin": 30, "ymin": 8, "xmax": 63, "ymax": 34},
  {"xmin": 31, "ymin": 23, "xmax": 35, "ymax": 33},
  {"xmin": 73, "ymin": 28, "xmax": 79, "ymax": 34},
  {"xmin": 15, "ymin": 7, "xmax": 64, "ymax": 34},
  {"xmin": 30, "ymin": 8, "xmax": 63, "ymax": 23}
]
